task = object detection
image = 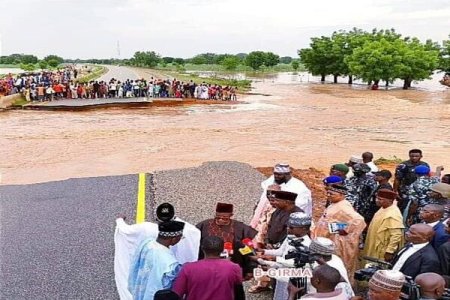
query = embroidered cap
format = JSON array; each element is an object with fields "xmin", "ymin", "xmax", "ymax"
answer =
[
  {"xmin": 349, "ymin": 155, "xmax": 363, "ymax": 164},
  {"xmin": 158, "ymin": 221, "xmax": 185, "ymax": 238},
  {"xmin": 369, "ymin": 270, "xmax": 406, "ymax": 292},
  {"xmin": 309, "ymin": 237, "xmax": 335, "ymax": 256},
  {"xmin": 326, "ymin": 184, "xmax": 347, "ymax": 195},
  {"xmin": 274, "ymin": 163, "xmax": 291, "ymax": 174},
  {"xmin": 156, "ymin": 203, "xmax": 175, "ymax": 222},
  {"xmin": 287, "ymin": 212, "xmax": 312, "ymax": 227}
]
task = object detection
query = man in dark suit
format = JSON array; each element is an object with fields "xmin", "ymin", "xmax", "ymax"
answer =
[
  {"xmin": 391, "ymin": 224, "xmax": 441, "ymax": 278},
  {"xmin": 420, "ymin": 204, "xmax": 450, "ymax": 250},
  {"xmin": 438, "ymin": 219, "xmax": 450, "ymax": 287}
]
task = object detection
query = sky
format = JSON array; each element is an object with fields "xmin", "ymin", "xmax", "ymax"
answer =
[{"xmin": 1, "ymin": 0, "xmax": 449, "ymax": 59}]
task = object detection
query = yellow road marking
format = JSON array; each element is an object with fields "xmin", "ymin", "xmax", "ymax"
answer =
[{"xmin": 136, "ymin": 173, "xmax": 146, "ymax": 223}]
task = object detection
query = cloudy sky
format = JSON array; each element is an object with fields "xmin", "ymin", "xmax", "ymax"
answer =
[{"xmin": 1, "ymin": 0, "xmax": 449, "ymax": 59}]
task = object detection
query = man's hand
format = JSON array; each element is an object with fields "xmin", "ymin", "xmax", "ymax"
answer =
[
  {"xmin": 266, "ymin": 244, "xmax": 274, "ymax": 250},
  {"xmin": 288, "ymin": 283, "xmax": 305, "ymax": 300},
  {"xmin": 260, "ymin": 255, "xmax": 276, "ymax": 261},
  {"xmin": 384, "ymin": 252, "xmax": 394, "ymax": 262}
]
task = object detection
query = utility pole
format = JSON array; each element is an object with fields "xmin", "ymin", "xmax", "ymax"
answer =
[{"xmin": 117, "ymin": 40, "xmax": 121, "ymax": 59}]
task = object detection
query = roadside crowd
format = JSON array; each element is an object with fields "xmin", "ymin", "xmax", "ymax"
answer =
[
  {"xmin": 114, "ymin": 148, "xmax": 450, "ymax": 300},
  {"xmin": 0, "ymin": 69, "xmax": 239, "ymax": 102}
]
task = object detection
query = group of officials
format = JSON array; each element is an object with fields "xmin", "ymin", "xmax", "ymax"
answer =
[{"xmin": 114, "ymin": 149, "xmax": 450, "ymax": 300}]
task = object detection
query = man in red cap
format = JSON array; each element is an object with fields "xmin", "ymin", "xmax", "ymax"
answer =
[
  {"xmin": 196, "ymin": 202, "xmax": 257, "ymax": 300},
  {"xmin": 362, "ymin": 189, "xmax": 404, "ymax": 263}
]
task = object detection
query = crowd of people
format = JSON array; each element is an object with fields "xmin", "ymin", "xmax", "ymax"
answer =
[
  {"xmin": 114, "ymin": 148, "xmax": 450, "ymax": 300},
  {"xmin": 0, "ymin": 68, "xmax": 239, "ymax": 101}
]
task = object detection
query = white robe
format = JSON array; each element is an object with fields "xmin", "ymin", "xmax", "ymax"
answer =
[
  {"xmin": 114, "ymin": 218, "xmax": 201, "ymax": 300},
  {"xmin": 253, "ymin": 176, "xmax": 313, "ymax": 220}
]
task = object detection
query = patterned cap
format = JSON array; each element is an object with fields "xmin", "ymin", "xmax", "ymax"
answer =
[
  {"xmin": 274, "ymin": 163, "xmax": 291, "ymax": 173},
  {"xmin": 287, "ymin": 212, "xmax": 312, "ymax": 227},
  {"xmin": 156, "ymin": 203, "xmax": 175, "ymax": 222},
  {"xmin": 349, "ymin": 155, "xmax": 363, "ymax": 163},
  {"xmin": 158, "ymin": 221, "xmax": 185, "ymax": 237},
  {"xmin": 326, "ymin": 184, "xmax": 348, "ymax": 195},
  {"xmin": 309, "ymin": 237, "xmax": 335, "ymax": 255},
  {"xmin": 369, "ymin": 270, "xmax": 406, "ymax": 292}
]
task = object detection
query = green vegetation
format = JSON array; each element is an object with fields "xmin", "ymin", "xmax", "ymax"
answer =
[
  {"xmin": 374, "ymin": 156, "xmax": 403, "ymax": 165},
  {"xmin": 299, "ymin": 28, "xmax": 446, "ymax": 89},
  {"xmin": 12, "ymin": 96, "xmax": 29, "ymax": 107},
  {"xmin": 0, "ymin": 64, "xmax": 20, "ymax": 68},
  {"xmin": 75, "ymin": 66, "xmax": 108, "ymax": 83}
]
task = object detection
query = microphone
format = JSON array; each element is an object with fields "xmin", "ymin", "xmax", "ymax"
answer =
[
  {"xmin": 239, "ymin": 238, "xmax": 256, "ymax": 255},
  {"xmin": 221, "ymin": 242, "xmax": 233, "ymax": 258}
]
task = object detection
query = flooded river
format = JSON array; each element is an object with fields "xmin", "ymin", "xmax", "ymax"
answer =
[{"xmin": 0, "ymin": 71, "xmax": 449, "ymax": 185}]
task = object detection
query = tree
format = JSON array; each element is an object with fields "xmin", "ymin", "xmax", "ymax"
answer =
[
  {"xmin": 132, "ymin": 51, "xmax": 161, "ymax": 68},
  {"xmin": 21, "ymin": 55, "xmax": 38, "ymax": 64},
  {"xmin": 291, "ymin": 60, "xmax": 300, "ymax": 71},
  {"xmin": 280, "ymin": 56, "xmax": 293, "ymax": 64},
  {"xmin": 299, "ymin": 36, "xmax": 334, "ymax": 81},
  {"xmin": 162, "ymin": 57, "xmax": 174, "ymax": 64},
  {"xmin": 345, "ymin": 38, "xmax": 404, "ymax": 86},
  {"xmin": 264, "ymin": 52, "xmax": 280, "ymax": 67},
  {"xmin": 245, "ymin": 51, "xmax": 266, "ymax": 70},
  {"xmin": 438, "ymin": 36, "xmax": 450, "ymax": 73},
  {"xmin": 174, "ymin": 58, "xmax": 185, "ymax": 65},
  {"xmin": 221, "ymin": 56, "xmax": 240, "ymax": 70},
  {"xmin": 38, "ymin": 60, "xmax": 48, "ymax": 70},
  {"xmin": 47, "ymin": 59, "xmax": 60, "ymax": 68},
  {"xmin": 44, "ymin": 55, "xmax": 64, "ymax": 65},
  {"xmin": 20, "ymin": 63, "xmax": 36, "ymax": 71},
  {"xmin": 396, "ymin": 38, "xmax": 439, "ymax": 89}
]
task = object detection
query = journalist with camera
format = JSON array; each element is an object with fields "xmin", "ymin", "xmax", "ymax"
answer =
[{"xmin": 253, "ymin": 212, "xmax": 312, "ymax": 300}]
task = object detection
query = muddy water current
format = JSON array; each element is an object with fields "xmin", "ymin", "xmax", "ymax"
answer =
[{"xmin": 1, "ymin": 72, "xmax": 449, "ymax": 185}]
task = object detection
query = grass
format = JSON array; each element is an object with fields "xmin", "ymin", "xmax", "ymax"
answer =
[
  {"xmin": 75, "ymin": 66, "xmax": 108, "ymax": 83},
  {"xmin": 0, "ymin": 64, "xmax": 20, "ymax": 68},
  {"xmin": 11, "ymin": 96, "xmax": 28, "ymax": 107},
  {"xmin": 374, "ymin": 156, "xmax": 403, "ymax": 165}
]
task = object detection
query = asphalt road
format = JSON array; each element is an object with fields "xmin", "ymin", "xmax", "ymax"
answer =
[
  {"xmin": 98, "ymin": 65, "xmax": 140, "ymax": 82},
  {"xmin": 0, "ymin": 174, "xmax": 153, "ymax": 300}
]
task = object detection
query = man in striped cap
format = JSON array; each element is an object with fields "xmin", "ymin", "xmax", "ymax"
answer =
[{"xmin": 368, "ymin": 270, "xmax": 406, "ymax": 300}]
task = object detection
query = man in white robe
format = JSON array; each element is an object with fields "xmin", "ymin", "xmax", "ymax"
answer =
[
  {"xmin": 114, "ymin": 203, "xmax": 201, "ymax": 300},
  {"xmin": 128, "ymin": 221, "xmax": 185, "ymax": 300},
  {"xmin": 251, "ymin": 163, "xmax": 312, "ymax": 228}
]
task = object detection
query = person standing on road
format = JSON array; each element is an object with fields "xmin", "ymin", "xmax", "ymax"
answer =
[{"xmin": 128, "ymin": 220, "xmax": 185, "ymax": 300}]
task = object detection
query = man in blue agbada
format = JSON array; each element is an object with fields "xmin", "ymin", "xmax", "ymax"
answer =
[{"xmin": 128, "ymin": 220, "xmax": 185, "ymax": 300}]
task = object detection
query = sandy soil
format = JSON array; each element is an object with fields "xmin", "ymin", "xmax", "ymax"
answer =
[{"xmin": 0, "ymin": 69, "xmax": 449, "ymax": 185}]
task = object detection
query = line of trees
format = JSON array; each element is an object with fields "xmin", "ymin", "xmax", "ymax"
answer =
[
  {"xmin": 299, "ymin": 28, "xmax": 449, "ymax": 89},
  {"xmin": 0, "ymin": 54, "xmax": 65, "ymax": 71},
  {"xmin": 67, "ymin": 52, "xmax": 301, "ymax": 71},
  {"xmin": 1, "ymin": 51, "xmax": 302, "ymax": 72}
]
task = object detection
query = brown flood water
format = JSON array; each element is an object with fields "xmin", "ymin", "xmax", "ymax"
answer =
[{"xmin": 0, "ymin": 75, "xmax": 449, "ymax": 185}]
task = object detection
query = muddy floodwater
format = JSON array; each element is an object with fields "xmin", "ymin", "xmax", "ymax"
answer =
[{"xmin": 1, "ymin": 73, "xmax": 449, "ymax": 185}]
